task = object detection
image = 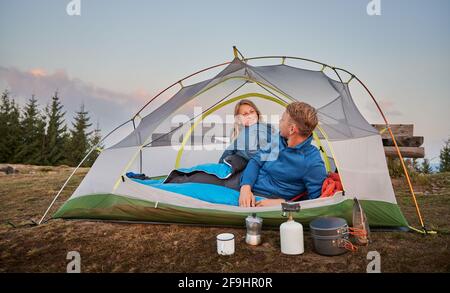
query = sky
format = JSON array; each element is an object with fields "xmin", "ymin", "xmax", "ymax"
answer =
[{"xmin": 0, "ymin": 0, "xmax": 449, "ymax": 164}]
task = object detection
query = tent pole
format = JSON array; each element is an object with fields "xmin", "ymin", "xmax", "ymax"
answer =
[
  {"xmin": 233, "ymin": 46, "xmax": 245, "ymax": 60},
  {"xmin": 132, "ymin": 118, "xmax": 143, "ymax": 173},
  {"xmin": 351, "ymin": 75, "xmax": 426, "ymax": 230},
  {"xmin": 37, "ymin": 119, "xmax": 132, "ymax": 225}
]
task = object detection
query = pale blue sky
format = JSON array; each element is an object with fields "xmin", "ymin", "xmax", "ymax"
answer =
[{"xmin": 0, "ymin": 0, "xmax": 449, "ymax": 162}]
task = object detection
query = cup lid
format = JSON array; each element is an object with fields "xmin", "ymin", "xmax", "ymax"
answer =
[{"xmin": 217, "ymin": 233, "xmax": 234, "ymax": 241}]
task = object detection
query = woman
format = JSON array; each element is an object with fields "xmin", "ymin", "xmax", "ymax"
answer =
[
  {"xmin": 218, "ymin": 99, "xmax": 274, "ymax": 163},
  {"xmin": 163, "ymin": 100, "xmax": 274, "ymax": 192}
]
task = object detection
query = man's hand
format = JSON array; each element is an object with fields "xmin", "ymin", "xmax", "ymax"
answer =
[
  {"xmin": 255, "ymin": 198, "xmax": 286, "ymax": 207},
  {"xmin": 239, "ymin": 185, "xmax": 255, "ymax": 207}
]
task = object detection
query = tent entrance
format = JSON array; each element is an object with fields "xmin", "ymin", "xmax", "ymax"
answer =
[
  {"xmin": 128, "ymin": 94, "xmax": 337, "ymax": 185},
  {"xmin": 172, "ymin": 92, "xmax": 334, "ymax": 174}
]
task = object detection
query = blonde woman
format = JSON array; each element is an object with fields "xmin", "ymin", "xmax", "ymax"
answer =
[{"xmin": 218, "ymin": 99, "xmax": 275, "ymax": 163}]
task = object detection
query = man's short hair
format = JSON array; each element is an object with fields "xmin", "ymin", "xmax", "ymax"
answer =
[{"xmin": 286, "ymin": 102, "xmax": 318, "ymax": 137}]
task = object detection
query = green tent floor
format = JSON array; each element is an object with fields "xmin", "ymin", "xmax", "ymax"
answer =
[{"xmin": 54, "ymin": 193, "xmax": 409, "ymax": 228}]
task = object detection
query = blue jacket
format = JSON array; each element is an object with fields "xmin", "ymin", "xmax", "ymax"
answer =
[
  {"xmin": 218, "ymin": 123, "xmax": 274, "ymax": 163},
  {"xmin": 240, "ymin": 134, "xmax": 327, "ymax": 200}
]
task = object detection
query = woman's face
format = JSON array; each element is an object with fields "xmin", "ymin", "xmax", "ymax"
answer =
[{"xmin": 237, "ymin": 104, "xmax": 258, "ymax": 126}]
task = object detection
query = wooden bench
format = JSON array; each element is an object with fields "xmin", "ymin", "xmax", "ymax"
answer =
[{"xmin": 371, "ymin": 124, "xmax": 424, "ymax": 158}]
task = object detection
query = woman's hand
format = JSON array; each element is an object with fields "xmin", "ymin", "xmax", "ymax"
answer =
[
  {"xmin": 255, "ymin": 198, "xmax": 285, "ymax": 207},
  {"xmin": 239, "ymin": 185, "xmax": 255, "ymax": 207}
]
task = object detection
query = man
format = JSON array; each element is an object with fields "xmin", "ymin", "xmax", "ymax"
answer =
[{"xmin": 239, "ymin": 101, "xmax": 327, "ymax": 207}]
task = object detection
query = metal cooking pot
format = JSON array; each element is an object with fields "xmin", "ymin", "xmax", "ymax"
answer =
[{"xmin": 309, "ymin": 217, "xmax": 350, "ymax": 256}]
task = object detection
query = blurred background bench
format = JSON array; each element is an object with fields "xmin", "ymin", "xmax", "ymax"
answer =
[{"xmin": 372, "ymin": 124, "xmax": 424, "ymax": 158}]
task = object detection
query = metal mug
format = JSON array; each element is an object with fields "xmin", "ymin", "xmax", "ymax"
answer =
[{"xmin": 217, "ymin": 233, "xmax": 235, "ymax": 255}]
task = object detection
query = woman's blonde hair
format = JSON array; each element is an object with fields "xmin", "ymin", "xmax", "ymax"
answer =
[{"xmin": 231, "ymin": 99, "xmax": 262, "ymax": 139}]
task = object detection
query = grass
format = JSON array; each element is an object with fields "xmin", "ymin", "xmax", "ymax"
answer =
[{"xmin": 0, "ymin": 164, "xmax": 449, "ymax": 272}]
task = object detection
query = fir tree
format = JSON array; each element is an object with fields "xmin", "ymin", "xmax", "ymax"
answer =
[
  {"xmin": 44, "ymin": 91, "xmax": 67, "ymax": 165},
  {"xmin": 0, "ymin": 90, "xmax": 21, "ymax": 162},
  {"xmin": 14, "ymin": 95, "xmax": 47, "ymax": 164},
  {"xmin": 8, "ymin": 100, "xmax": 21, "ymax": 162},
  {"xmin": 0, "ymin": 90, "xmax": 12, "ymax": 162},
  {"xmin": 439, "ymin": 137, "xmax": 450, "ymax": 172},
  {"xmin": 65, "ymin": 104, "xmax": 92, "ymax": 166}
]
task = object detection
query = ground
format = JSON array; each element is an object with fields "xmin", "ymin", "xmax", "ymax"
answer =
[{"xmin": 0, "ymin": 164, "xmax": 449, "ymax": 273}]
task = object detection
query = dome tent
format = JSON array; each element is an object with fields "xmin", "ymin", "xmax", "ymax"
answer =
[{"xmin": 42, "ymin": 48, "xmax": 421, "ymax": 228}]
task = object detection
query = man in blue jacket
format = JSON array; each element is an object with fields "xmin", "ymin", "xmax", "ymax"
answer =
[{"xmin": 239, "ymin": 101, "xmax": 327, "ymax": 207}]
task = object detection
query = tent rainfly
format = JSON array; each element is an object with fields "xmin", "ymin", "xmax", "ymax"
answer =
[{"xmin": 41, "ymin": 47, "xmax": 428, "ymax": 231}]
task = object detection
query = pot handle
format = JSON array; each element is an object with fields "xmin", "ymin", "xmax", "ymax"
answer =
[{"xmin": 338, "ymin": 238, "xmax": 357, "ymax": 252}]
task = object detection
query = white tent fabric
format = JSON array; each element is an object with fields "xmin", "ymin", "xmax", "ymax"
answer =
[
  {"xmin": 71, "ymin": 146, "xmax": 140, "ymax": 197},
  {"xmin": 329, "ymin": 135, "xmax": 396, "ymax": 204}
]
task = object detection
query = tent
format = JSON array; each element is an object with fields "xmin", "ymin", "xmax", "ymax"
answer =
[{"xmin": 43, "ymin": 48, "xmax": 424, "ymax": 229}]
